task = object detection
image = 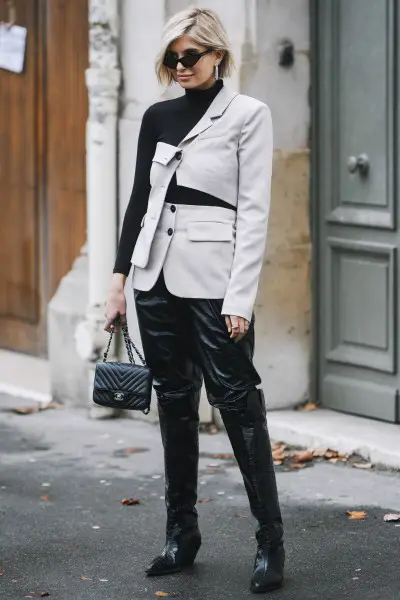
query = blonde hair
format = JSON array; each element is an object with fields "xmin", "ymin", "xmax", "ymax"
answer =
[{"xmin": 155, "ymin": 8, "xmax": 234, "ymax": 86}]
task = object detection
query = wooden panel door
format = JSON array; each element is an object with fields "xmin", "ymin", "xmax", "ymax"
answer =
[
  {"xmin": 0, "ymin": 0, "xmax": 88, "ymax": 356},
  {"xmin": 0, "ymin": 0, "xmax": 45, "ymax": 354},
  {"xmin": 46, "ymin": 0, "xmax": 88, "ymax": 298},
  {"xmin": 313, "ymin": 0, "xmax": 400, "ymax": 422}
]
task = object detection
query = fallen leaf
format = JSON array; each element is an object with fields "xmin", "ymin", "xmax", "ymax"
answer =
[
  {"xmin": 207, "ymin": 463, "xmax": 220, "ymax": 468},
  {"xmin": 203, "ymin": 423, "xmax": 218, "ymax": 435},
  {"xmin": 197, "ymin": 498, "xmax": 212, "ymax": 503},
  {"xmin": 0, "ymin": 571, "xmax": 3, "ymax": 576},
  {"xmin": 313, "ymin": 448, "xmax": 328, "ymax": 458},
  {"xmin": 39, "ymin": 402, "xmax": 63, "ymax": 411},
  {"xmin": 235, "ymin": 513, "xmax": 249, "ymax": 518},
  {"xmin": 121, "ymin": 498, "xmax": 141, "ymax": 506},
  {"xmin": 297, "ymin": 402, "xmax": 318, "ymax": 412},
  {"xmin": 79, "ymin": 576, "xmax": 92, "ymax": 581},
  {"xmin": 272, "ymin": 446, "xmax": 286, "ymax": 461},
  {"xmin": 328, "ymin": 458, "xmax": 340, "ymax": 464},
  {"xmin": 273, "ymin": 460, "xmax": 284, "ymax": 466},
  {"xmin": 40, "ymin": 495, "xmax": 50, "ymax": 501},
  {"xmin": 203, "ymin": 469, "xmax": 219, "ymax": 475},
  {"xmin": 12, "ymin": 406, "xmax": 38, "ymax": 415},
  {"xmin": 272, "ymin": 443, "xmax": 287, "ymax": 452},
  {"xmin": 383, "ymin": 513, "xmax": 400, "ymax": 522},
  {"xmin": 124, "ymin": 447, "xmax": 148, "ymax": 454},
  {"xmin": 155, "ymin": 592, "xmax": 170, "ymax": 597},
  {"xmin": 114, "ymin": 447, "xmax": 149, "ymax": 458},
  {"xmin": 292, "ymin": 450, "xmax": 314, "ymax": 463},
  {"xmin": 347, "ymin": 511, "xmax": 367, "ymax": 520},
  {"xmin": 26, "ymin": 592, "xmax": 50, "ymax": 598},
  {"xmin": 289, "ymin": 463, "xmax": 307, "ymax": 469},
  {"xmin": 272, "ymin": 454, "xmax": 285, "ymax": 463},
  {"xmin": 352, "ymin": 462, "xmax": 373, "ymax": 470},
  {"xmin": 211, "ymin": 453, "xmax": 234, "ymax": 460},
  {"xmin": 324, "ymin": 449, "xmax": 339, "ymax": 459}
]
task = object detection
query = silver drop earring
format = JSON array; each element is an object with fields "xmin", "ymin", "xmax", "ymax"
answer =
[{"xmin": 214, "ymin": 64, "xmax": 219, "ymax": 80}]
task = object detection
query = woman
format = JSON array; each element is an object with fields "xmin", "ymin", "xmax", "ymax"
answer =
[{"xmin": 105, "ymin": 7, "xmax": 284, "ymax": 594}]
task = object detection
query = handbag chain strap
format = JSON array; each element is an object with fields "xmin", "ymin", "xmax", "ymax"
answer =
[{"xmin": 103, "ymin": 319, "xmax": 147, "ymax": 366}]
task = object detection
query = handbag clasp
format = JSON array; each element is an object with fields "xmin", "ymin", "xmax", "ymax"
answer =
[{"xmin": 114, "ymin": 392, "xmax": 125, "ymax": 401}]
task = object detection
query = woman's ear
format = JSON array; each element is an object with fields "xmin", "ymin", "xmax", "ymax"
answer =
[{"xmin": 215, "ymin": 49, "xmax": 225, "ymax": 65}]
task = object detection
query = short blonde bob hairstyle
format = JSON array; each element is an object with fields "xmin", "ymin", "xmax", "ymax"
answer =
[{"xmin": 155, "ymin": 8, "xmax": 234, "ymax": 86}]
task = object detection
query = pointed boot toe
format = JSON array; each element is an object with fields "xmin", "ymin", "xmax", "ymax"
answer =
[
  {"xmin": 250, "ymin": 543, "xmax": 285, "ymax": 593},
  {"xmin": 145, "ymin": 553, "xmax": 181, "ymax": 576},
  {"xmin": 145, "ymin": 528, "xmax": 201, "ymax": 577}
]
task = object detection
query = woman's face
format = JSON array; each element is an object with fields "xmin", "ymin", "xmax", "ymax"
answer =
[{"xmin": 166, "ymin": 35, "xmax": 222, "ymax": 90}]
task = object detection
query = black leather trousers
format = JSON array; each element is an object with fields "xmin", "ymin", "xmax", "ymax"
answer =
[
  {"xmin": 134, "ymin": 272, "xmax": 283, "ymax": 552},
  {"xmin": 134, "ymin": 272, "xmax": 261, "ymax": 411}
]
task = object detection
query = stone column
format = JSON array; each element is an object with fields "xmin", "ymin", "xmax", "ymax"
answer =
[{"xmin": 75, "ymin": 0, "xmax": 121, "ymax": 418}]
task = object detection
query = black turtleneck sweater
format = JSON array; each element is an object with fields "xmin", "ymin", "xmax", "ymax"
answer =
[{"xmin": 113, "ymin": 79, "xmax": 233, "ymax": 276}]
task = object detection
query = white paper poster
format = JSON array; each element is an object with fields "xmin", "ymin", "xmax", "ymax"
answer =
[{"xmin": 0, "ymin": 23, "xmax": 27, "ymax": 74}]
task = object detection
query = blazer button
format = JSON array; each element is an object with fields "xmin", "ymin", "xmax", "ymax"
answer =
[
  {"xmin": 167, "ymin": 228, "xmax": 174, "ymax": 236},
  {"xmin": 175, "ymin": 151, "xmax": 182, "ymax": 160},
  {"xmin": 170, "ymin": 205, "xmax": 176, "ymax": 213}
]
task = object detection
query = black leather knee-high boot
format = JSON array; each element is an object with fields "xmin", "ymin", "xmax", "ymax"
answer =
[
  {"xmin": 145, "ymin": 387, "xmax": 202, "ymax": 576},
  {"xmin": 220, "ymin": 389, "xmax": 284, "ymax": 593}
]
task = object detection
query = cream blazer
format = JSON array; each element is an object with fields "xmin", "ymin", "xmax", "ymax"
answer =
[{"xmin": 131, "ymin": 85, "xmax": 273, "ymax": 322}]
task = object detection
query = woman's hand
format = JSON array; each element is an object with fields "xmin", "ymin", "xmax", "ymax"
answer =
[
  {"xmin": 225, "ymin": 315, "xmax": 250, "ymax": 342},
  {"xmin": 104, "ymin": 274, "xmax": 127, "ymax": 332}
]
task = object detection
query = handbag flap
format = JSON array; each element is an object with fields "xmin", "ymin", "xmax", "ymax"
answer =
[{"xmin": 94, "ymin": 362, "xmax": 152, "ymax": 396}]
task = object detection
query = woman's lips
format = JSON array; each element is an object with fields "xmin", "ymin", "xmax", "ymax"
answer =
[{"xmin": 178, "ymin": 74, "xmax": 192, "ymax": 80}]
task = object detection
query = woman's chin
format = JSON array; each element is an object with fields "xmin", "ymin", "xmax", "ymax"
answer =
[{"xmin": 177, "ymin": 77, "xmax": 195, "ymax": 88}]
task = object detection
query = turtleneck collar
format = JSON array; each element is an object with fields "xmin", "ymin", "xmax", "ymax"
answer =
[{"xmin": 185, "ymin": 78, "xmax": 224, "ymax": 105}]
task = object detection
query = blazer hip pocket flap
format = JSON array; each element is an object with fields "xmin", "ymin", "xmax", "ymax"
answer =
[{"xmin": 187, "ymin": 221, "xmax": 233, "ymax": 242}]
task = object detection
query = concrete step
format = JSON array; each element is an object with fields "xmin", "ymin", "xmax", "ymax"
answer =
[
  {"xmin": 267, "ymin": 407, "xmax": 400, "ymax": 470},
  {"xmin": 0, "ymin": 349, "xmax": 51, "ymax": 403}
]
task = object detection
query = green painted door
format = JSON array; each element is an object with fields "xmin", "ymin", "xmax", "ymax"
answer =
[{"xmin": 313, "ymin": 0, "xmax": 399, "ymax": 422}]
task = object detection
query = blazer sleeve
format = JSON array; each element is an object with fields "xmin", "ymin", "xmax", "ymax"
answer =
[{"xmin": 221, "ymin": 103, "xmax": 273, "ymax": 322}]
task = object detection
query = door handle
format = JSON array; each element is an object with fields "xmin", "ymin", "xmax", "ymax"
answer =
[{"xmin": 347, "ymin": 153, "xmax": 370, "ymax": 176}]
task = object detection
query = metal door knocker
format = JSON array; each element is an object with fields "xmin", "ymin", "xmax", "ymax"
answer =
[{"xmin": 347, "ymin": 153, "xmax": 370, "ymax": 177}]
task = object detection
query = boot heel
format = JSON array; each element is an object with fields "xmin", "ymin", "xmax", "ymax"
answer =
[{"xmin": 182, "ymin": 540, "xmax": 201, "ymax": 566}]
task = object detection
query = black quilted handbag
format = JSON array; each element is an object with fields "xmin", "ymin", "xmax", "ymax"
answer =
[{"xmin": 93, "ymin": 319, "xmax": 152, "ymax": 414}]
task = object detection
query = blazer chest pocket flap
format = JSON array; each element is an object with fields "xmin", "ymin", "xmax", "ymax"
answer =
[
  {"xmin": 187, "ymin": 221, "xmax": 233, "ymax": 242},
  {"xmin": 152, "ymin": 141, "xmax": 180, "ymax": 166}
]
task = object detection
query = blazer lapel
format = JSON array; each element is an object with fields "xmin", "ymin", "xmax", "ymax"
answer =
[{"xmin": 179, "ymin": 85, "xmax": 238, "ymax": 146}]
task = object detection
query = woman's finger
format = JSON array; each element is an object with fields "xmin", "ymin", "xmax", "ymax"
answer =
[
  {"xmin": 238, "ymin": 318, "xmax": 245, "ymax": 335},
  {"xmin": 230, "ymin": 315, "xmax": 239, "ymax": 339},
  {"xmin": 104, "ymin": 311, "xmax": 120, "ymax": 332}
]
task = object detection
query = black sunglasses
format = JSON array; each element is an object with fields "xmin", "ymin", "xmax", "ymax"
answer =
[{"xmin": 163, "ymin": 48, "xmax": 213, "ymax": 70}]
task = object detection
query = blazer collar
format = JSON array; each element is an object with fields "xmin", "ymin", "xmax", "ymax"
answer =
[{"xmin": 179, "ymin": 85, "xmax": 238, "ymax": 146}]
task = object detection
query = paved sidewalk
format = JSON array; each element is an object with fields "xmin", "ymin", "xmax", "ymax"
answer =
[{"xmin": 0, "ymin": 396, "xmax": 400, "ymax": 600}]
